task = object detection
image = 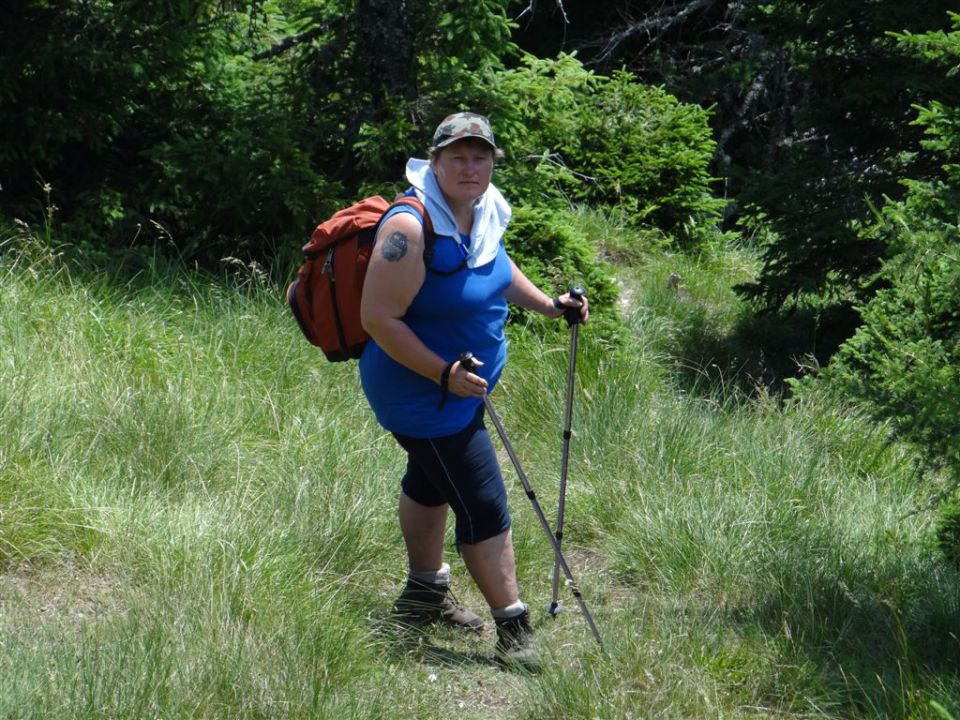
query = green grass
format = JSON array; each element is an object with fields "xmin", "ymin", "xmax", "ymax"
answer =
[{"xmin": 1, "ymin": 227, "xmax": 958, "ymax": 718}]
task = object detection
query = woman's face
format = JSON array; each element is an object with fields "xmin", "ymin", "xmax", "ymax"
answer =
[{"xmin": 430, "ymin": 139, "xmax": 495, "ymax": 207}]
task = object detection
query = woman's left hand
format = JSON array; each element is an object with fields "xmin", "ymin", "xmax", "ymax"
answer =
[{"xmin": 551, "ymin": 292, "xmax": 589, "ymax": 324}]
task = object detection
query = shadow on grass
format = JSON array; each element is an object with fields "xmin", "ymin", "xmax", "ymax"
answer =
[
  {"xmin": 668, "ymin": 299, "xmax": 861, "ymax": 399},
  {"xmin": 414, "ymin": 641, "xmax": 497, "ymax": 669},
  {"xmin": 370, "ymin": 616, "xmax": 500, "ymax": 670},
  {"xmin": 723, "ymin": 554, "xmax": 960, "ymax": 716}
]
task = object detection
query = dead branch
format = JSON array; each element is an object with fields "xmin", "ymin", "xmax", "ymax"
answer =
[{"xmin": 253, "ymin": 16, "xmax": 346, "ymax": 60}]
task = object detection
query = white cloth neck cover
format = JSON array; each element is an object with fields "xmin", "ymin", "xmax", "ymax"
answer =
[{"xmin": 404, "ymin": 158, "xmax": 511, "ymax": 269}]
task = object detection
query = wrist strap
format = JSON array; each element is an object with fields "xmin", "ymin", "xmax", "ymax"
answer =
[{"xmin": 437, "ymin": 359, "xmax": 457, "ymax": 410}]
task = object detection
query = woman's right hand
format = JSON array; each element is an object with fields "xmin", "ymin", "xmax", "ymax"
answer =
[{"xmin": 447, "ymin": 356, "xmax": 488, "ymax": 398}]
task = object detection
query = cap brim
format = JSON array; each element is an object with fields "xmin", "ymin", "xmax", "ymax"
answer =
[{"xmin": 435, "ymin": 134, "xmax": 497, "ymax": 149}]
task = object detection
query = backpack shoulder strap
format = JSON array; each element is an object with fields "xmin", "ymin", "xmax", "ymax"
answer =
[
  {"xmin": 385, "ymin": 195, "xmax": 457, "ymax": 273},
  {"xmin": 388, "ymin": 195, "xmax": 434, "ymax": 236}
]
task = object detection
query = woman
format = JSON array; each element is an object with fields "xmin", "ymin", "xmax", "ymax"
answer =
[{"xmin": 359, "ymin": 112, "xmax": 588, "ymax": 671}]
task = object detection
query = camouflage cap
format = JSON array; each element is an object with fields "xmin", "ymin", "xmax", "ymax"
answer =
[{"xmin": 431, "ymin": 112, "xmax": 497, "ymax": 150}]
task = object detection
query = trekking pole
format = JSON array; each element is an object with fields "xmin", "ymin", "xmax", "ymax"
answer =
[
  {"xmin": 459, "ymin": 352, "xmax": 604, "ymax": 650},
  {"xmin": 549, "ymin": 285, "xmax": 585, "ymax": 618}
]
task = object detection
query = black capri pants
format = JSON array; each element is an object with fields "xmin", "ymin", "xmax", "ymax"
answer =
[{"xmin": 392, "ymin": 404, "xmax": 511, "ymax": 546}]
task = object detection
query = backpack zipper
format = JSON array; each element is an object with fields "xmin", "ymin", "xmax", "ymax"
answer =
[{"xmin": 324, "ymin": 247, "xmax": 350, "ymax": 356}]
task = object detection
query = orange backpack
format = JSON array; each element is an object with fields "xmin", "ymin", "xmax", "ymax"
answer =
[{"xmin": 286, "ymin": 195, "xmax": 433, "ymax": 361}]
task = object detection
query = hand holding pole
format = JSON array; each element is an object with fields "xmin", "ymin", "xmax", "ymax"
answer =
[{"xmin": 563, "ymin": 285, "xmax": 585, "ymax": 327}]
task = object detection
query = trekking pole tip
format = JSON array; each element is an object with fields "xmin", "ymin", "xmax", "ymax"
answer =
[{"xmin": 547, "ymin": 601, "xmax": 564, "ymax": 617}]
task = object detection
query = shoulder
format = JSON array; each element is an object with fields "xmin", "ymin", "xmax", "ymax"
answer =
[
  {"xmin": 373, "ymin": 208, "xmax": 425, "ymax": 265},
  {"xmin": 379, "ymin": 205, "xmax": 424, "ymax": 239},
  {"xmin": 383, "ymin": 198, "xmax": 426, "ymax": 225}
]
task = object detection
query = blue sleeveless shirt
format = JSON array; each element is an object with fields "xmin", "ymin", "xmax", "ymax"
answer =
[{"xmin": 359, "ymin": 204, "xmax": 513, "ymax": 438}]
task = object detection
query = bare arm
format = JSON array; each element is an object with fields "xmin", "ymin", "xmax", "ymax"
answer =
[
  {"xmin": 360, "ymin": 212, "xmax": 486, "ymax": 396},
  {"xmin": 503, "ymin": 258, "xmax": 589, "ymax": 323}
]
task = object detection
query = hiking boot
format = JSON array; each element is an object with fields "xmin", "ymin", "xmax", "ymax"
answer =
[
  {"xmin": 494, "ymin": 607, "xmax": 542, "ymax": 673},
  {"xmin": 392, "ymin": 578, "xmax": 485, "ymax": 632}
]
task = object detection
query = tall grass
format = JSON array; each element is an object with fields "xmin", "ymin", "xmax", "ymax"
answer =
[{"xmin": 1, "ymin": 225, "xmax": 958, "ymax": 718}]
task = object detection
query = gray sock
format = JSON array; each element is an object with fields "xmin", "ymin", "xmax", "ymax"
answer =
[
  {"xmin": 408, "ymin": 562, "xmax": 451, "ymax": 586},
  {"xmin": 491, "ymin": 601, "xmax": 526, "ymax": 619}
]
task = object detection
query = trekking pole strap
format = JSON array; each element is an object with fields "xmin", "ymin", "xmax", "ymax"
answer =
[{"xmin": 437, "ymin": 358, "xmax": 457, "ymax": 410}]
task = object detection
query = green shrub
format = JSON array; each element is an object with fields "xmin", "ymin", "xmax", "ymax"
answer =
[
  {"xmin": 936, "ymin": 495, "xmax": 960, "ymax": 569},
  {"xmin": 0, "ymin": 3, "xmax": 327, "ymax": 267},
  {"xmin": 568, "ymin": 70, "xmax": 724, "ymax": 244},
  {"xmin": 827, "ymin": 19, "xmax": 960, "ymax": 516},
  {"xmin": 503, "ymin": 205, "xmax": 625, "ymax": 347},
  {"xmin": 828, "ymin": 210, "xmax": 960, "ymax": 481},
  {"xmin": 489, "ymin": 54, "xmax": 723, "ymax": 247}
]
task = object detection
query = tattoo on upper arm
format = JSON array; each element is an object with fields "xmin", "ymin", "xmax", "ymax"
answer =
[{"xmin": 381, "ymin": 231, "xmax": 409, "ymax": 261}]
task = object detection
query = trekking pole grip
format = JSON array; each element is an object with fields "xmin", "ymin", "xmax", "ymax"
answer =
[
  {"xmin": 565, "ymin": 285, "xmax": 585, "ymax": 326},
  {"xmin": 459, "ymin": 351, "xmax": 478, "ymax": 372}
]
